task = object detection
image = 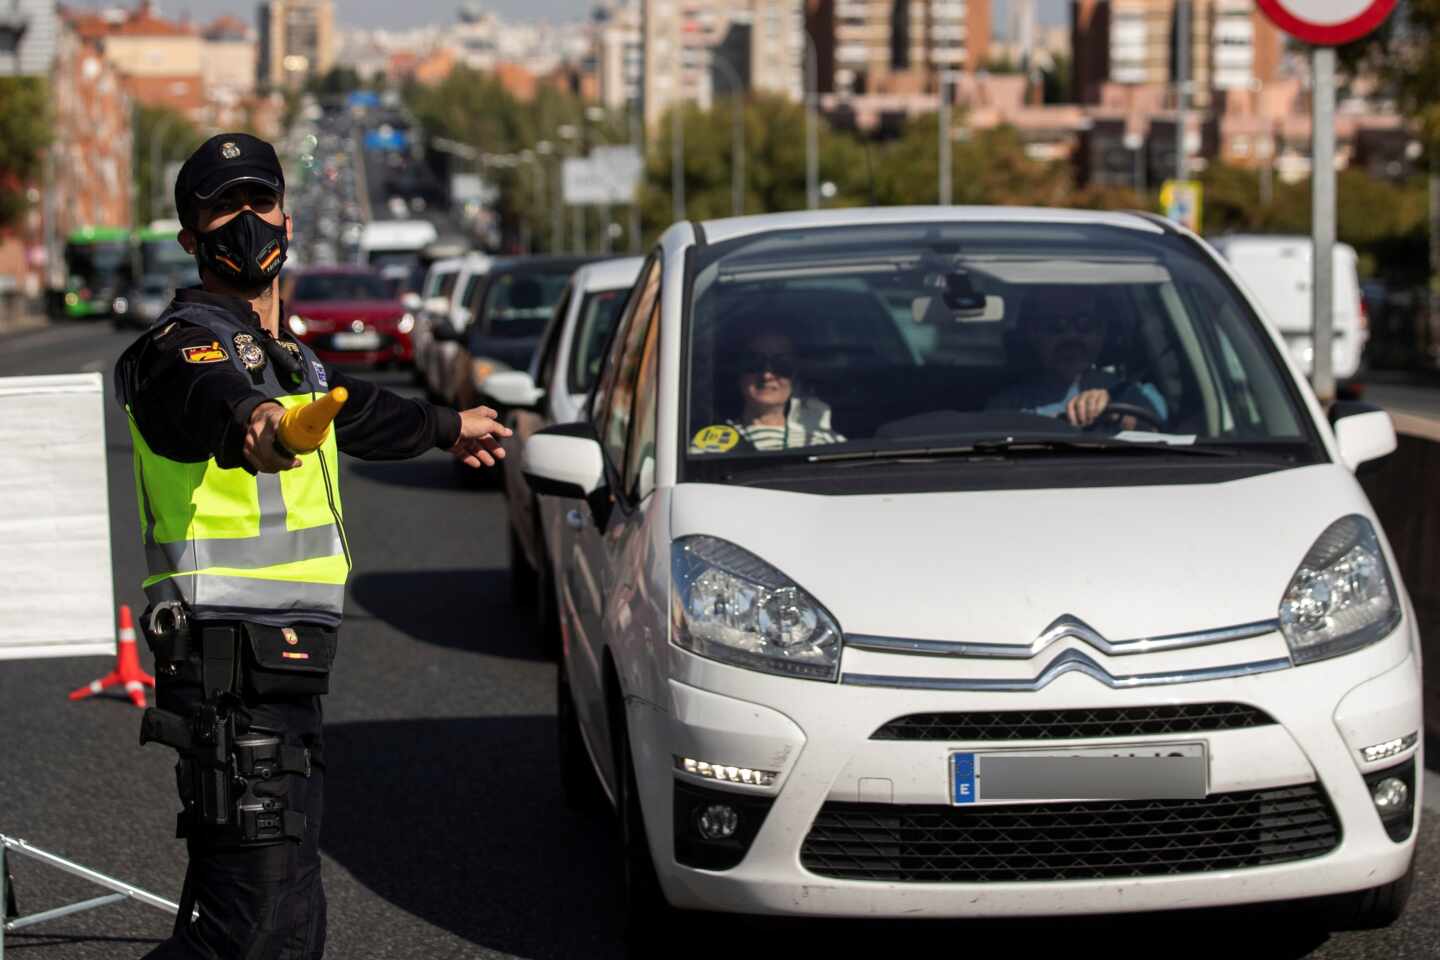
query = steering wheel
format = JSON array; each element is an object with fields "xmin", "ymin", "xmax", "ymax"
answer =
[{"xmin": 1093, "ymin": 401, "xmax": 1165, "ymax": 432}]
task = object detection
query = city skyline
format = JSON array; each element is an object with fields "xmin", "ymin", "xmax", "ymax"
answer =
[{"xmin": 128, "ymin": 0, "xmax": 1068, "ymax": 34}]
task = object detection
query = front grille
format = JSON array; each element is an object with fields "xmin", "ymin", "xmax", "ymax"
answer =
[
  {"xmin": 872, "ymin": 703, "xmax": 1277, "ymax": 742},
  {"xmin": 800, "ymin": 784, "xmax": 1340, "ymax": 883}
]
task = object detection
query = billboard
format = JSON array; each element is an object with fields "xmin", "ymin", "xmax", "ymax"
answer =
[{"xmin": 562, "ymin": 146, "xmax": 644, "ymax": 205}]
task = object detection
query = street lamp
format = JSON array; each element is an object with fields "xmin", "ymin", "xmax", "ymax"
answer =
[
  {"xmin": 556, "ymin": 125, "xmax": 577, "ymax": 252},
  {"xmin": 710, "ymin": 50, "xmax": 747, "ymax": 218},
  {"xmin": 671, "ymin": 99, "xmax": 685, "ymax": 224},
  {"xmin": 1123, "ymin": 131, "xmax": 1145, "ymax": 196},
  {"xmin": 937, "ymin": 69, "xmax": 962, "ymax": 205},
  {"xmin": 536, "ymin": 139, "xmax": 554, "ymax": 252},
  {"xmin": 804, "ymin": 31, "xmax": 819, "ymax": 210}
]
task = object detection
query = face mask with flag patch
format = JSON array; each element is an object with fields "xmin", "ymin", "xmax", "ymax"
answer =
[{"xmin": 196, "ymin": 209, "xmax": 288, "ymax": 288}]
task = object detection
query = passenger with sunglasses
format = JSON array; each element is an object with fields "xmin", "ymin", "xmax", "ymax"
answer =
[
  {"xmin": 705, "ymin": 331, "xmax": 844, "ymax": 452},
  {"xmin": 987, "ymin": 286, "xmax": 1167, "ymax": 429}
]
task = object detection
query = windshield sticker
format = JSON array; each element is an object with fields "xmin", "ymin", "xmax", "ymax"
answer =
[
  {"xmin": 692, "ymin": 425, "xmax": 740, "ymax": 453},
  {"xmin": 181, "ymin": 342, "xmax": 229, "ymax": 364}
]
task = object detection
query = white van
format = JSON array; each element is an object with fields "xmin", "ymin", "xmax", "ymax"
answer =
[
  {"xmin": 1210, "ymin": 234, "xmax": 1367, "ymax": 381},
  {"xmin": 357, "ymin": 219, "xmax": 439, "ymax": 292}
]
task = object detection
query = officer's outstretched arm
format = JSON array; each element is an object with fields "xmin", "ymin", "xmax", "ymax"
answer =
[{"xmin": 244, "ymin": 403, "xmax": 302, "ymax": 473}]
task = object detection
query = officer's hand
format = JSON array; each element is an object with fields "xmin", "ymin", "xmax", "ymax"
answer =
[
  {"xmin": 1066, "ymin": 388, "xmax": 1110, "ymax": 427},
  {"xmin": 246, "ymin": 403, "xmax": 302, "ymax": 473},
  {"xmin": 451, "ymin": 405, "xmax": 513, "ymax": 469}
]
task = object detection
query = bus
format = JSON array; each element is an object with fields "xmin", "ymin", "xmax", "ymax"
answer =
[
  {"xmin": 62, "ymin": 226, "xmax": 132, "ymax": 319},
  {"xmin": 124, "ymin": 221, "xmax": 200, "ymax": 327}
]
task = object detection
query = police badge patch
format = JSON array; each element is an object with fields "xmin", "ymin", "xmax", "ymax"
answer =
[{"xmin": 233, "ymin": 332, "xmax": 266, "ymax": 372}]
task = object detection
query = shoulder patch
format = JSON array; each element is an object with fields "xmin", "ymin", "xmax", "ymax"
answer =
[
  {"xmin": 312, "ymin": 362, "xmax": 328, "ymax": 388},
  {"xmin": 181, "ymin": 342, "xmax": 229, "ymax": 364}
]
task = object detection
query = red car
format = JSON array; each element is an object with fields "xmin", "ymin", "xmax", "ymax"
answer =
[{"xmin": 284, "ymin": 266, "xmax": 416, "ymax": 367}]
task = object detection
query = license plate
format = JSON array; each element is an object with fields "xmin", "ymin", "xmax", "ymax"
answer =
[
  {"xmin": 951, "ymin": 742, "xmax": 1207, "ymax": 805},
  {"xmin": 332, "ymin": 331, "xmax": 381, "ymax": 350}
]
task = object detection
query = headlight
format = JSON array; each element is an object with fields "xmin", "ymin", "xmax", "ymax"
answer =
[
  {"xmin": 111, "ymin": 296, "xmax": 129, "ymax": 314},
  {"xmin": 288, "ymin": 315, "xmax": 307, "ymax": 335},
  {"xmin": 1279, "ymin": 515, "xmax": 1401, "ymax": 664},
  {"xmin": 397, "ymin": 312, "xmax": 415, "ymax": 334},
  {"xmin": 671, "ymin": 536, "xmax": 843, "ymax": 681}
]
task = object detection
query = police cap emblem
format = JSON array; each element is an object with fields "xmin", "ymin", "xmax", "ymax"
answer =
[
  {"xmin": 220, "ymin": 141, "xmax": 241, "ymax": 160},
  {"xmin": 233, "ymin": 332, "xmax": 266, "ymax": 372}
]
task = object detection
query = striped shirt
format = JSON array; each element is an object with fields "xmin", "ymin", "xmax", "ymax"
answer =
[{"xmin": 735, "ymin": 420, "xmax": 844, "ymax": 451}]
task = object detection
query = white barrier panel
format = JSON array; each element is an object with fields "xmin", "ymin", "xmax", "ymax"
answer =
[{"xmin": 0, "ymin": 373, "xmax": 116, "ymax": 659}]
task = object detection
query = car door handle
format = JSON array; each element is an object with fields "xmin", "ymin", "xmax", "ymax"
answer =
[{"xmin": 565, "ymin": 509, "xmax": 586, "ymax": 530}]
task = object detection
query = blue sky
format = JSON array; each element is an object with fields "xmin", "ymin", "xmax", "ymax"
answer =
[{"xmin": 145, "ymin": 0, "xmax": 1066, "ymax": 34}]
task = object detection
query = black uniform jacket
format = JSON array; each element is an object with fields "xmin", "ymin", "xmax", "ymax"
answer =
[{"xmin": 117, "ymin": 288, "xmax": 461, "ymax": 469}]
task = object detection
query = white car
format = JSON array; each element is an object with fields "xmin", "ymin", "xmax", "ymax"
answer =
[
  {"xmin": 487, "ymin": 256, "xmax": 643, "ymax": 647},
  {"xmin": 417, "ymin": 252, "xmax": 490, "ymax": 403},
  {"xmin": 1209, "ymin": 234, "xmax": 1368, "ymax": 382},
  {"xmin": 522, "ymin": 208, "xmax": 1419, "ymax": 944},
  {"xmin": 411, "ymin": 256, "xmax": 462, "ymax": 389}
]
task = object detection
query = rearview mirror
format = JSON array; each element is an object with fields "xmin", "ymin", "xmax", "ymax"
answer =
[
  {"xmin": 486, "ymin": 370, "xmax": 545, "ymax": 410},
  {"xmin": 424, "ymin": 296, "xmax": 450, "ymax": 316},
  {"xmin": 523, "ymin": 423, "xmax": 606, "ymax": 500},
  {"xmin": 1330, "ymin": 402, "xmax": 1397, "ymax": 471}
]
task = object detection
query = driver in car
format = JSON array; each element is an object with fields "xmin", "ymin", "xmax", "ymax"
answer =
[{"xmin": 987, "ymin": 286, "xmax": 1167, "ymax": 429}]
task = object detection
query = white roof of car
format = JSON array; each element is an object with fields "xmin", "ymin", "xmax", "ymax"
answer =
[
  {"xmin": 359, "ymin": 219, "xmax": 438, "ymax": 248},
  {"xmin": 573, "ymin": 256, "xmax": 644, "ymax": 292},
  {"xmin": 695, "ymin": 206, "xmax": 1167, "ymax": 245},
  {"xmin": 1209, "ymin": 234, "xmax": 1358, "ymax": 256}
]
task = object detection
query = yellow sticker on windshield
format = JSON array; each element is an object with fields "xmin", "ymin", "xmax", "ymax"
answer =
[{"xmin": 692, "ymin": 425, "xmax": 740, "ymax": 453}]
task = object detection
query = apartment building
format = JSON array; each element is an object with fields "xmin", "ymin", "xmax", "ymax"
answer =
[
  {"xmin": 594, "ymin": 0, "xmax": 643, "ymax": 111},
  {"xmin": 642, "ymin": 0, "xmax": 805, "ymax": 131},
  {"xmin": 1072, "ymin": 0, "xmax": 1281, "ymax": 107},
  {"xmin": 805, "ymin": 0, "xmax": 991, "ymax": 97},
  {"xmin": 257, "ymin": 0, "xmax": 335, "ymax": 91}
]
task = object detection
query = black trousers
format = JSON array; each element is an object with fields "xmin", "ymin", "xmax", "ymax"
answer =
[{"xmin": 144, "ymin": 676, "xmax": 327, "ymax": 960}]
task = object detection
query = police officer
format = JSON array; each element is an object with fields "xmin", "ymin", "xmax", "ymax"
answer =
[{"xmin": 115, "ymin": 133, "xmax": 511, "ymax": 959}]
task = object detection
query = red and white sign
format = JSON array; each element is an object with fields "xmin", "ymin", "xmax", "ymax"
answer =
[{"xmin": 1256, "ymin": 0, "xmax": 1396, "ymax": 45}]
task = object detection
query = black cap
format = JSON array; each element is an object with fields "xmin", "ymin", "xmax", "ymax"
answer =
[{"xmin": 174, "ymin": 133, "xmax": 285, "ymax": 227}]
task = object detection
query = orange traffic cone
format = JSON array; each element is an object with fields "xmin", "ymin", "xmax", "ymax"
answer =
[{"xmin": 69, "ymin": 605, "xmax": 155, "ymax": 709}]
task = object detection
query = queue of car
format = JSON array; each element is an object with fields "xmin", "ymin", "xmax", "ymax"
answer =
[{"xmin": 481, "ymin": 207, "xmax": 1418, "ymax": 952}]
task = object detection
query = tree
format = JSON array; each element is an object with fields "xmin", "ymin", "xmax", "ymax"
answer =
[
  {"xmin": 134, "ymin": 105, "xmax": 202, "ymax": 225},
  {"xmin": 0, "ymin": 77, "xmax": 51, "ymax": 229}
]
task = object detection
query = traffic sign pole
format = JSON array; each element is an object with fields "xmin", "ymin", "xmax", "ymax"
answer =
[
  {"xmin": 1255, "ymin": 0, "xmax": 1397, "ymax": 405},
  {"xmin": 1312, "ymin": 45, "xmax": 1336, "ymax": 404}
]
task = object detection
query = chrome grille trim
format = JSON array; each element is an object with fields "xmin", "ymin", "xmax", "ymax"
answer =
[
  {"xmin": 846, "ymin": 614, "xmax": 1280, "ymax": 660},
  {"xmin": 841, "ymin": 649, "xmax": 1294, "ymax": 692}
]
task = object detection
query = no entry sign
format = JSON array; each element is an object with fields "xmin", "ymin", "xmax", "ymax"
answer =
[{"xmin": 1255, "ymin": 0, "xmax": 1397, "ymax": 45}]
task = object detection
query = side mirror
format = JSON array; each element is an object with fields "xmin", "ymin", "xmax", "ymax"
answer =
[
  {"xmin": 431, "ymin": 316, "xmax": 460, "ymax": 342},
  {"xmin": 1330, "ymin": 402, "xmax": 1397, "ymax": 471},
  {"xmin": 424, "ymin": 296, "xmax": 450, "ymax": 316},
  {"xmin": 523, "ymin": 422, "xmax": 606, "ymax": 500},
  {"xmin": 402, "ymin": 291, "xmax": 423, "ymax": 312},
  {"xmin": 486, "ymin": 370, "xmax": 544, "ymax": 410}
]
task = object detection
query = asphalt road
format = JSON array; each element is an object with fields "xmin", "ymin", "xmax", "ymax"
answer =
[{"xmin": 2, "ymin": 320, "xmax": 1439, "ymax": 959}]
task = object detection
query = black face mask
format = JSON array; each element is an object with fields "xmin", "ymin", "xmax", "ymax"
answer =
[{"xmin": 195, "ymin": 210, "xmax": 288, "ymax": 288}]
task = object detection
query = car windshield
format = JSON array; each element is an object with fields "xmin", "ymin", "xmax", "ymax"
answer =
[
  {"xmin": 479, "ymin": 270, "xmax": 573, "ymax": 338},
  {"xmin": 569, "ymin": 288, "xmax": 629, "ymax": 393},
  {"xmin": 66, "ymin": 242, "xmax": 129, "ymax": 279},
  {"xmin": 293, "ymin": 273, "xmax": 392, "ymax": 301},
  {"xmin": 140, "ymin": 239, "xmax": 197, "ymax": 282},
  {"xmin": 683, "ymin": 221, "xmax": 1316, "ymax": 474}
]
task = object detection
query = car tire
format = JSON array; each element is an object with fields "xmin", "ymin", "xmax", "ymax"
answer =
[
  {"xmin": 557, "ymin": 664, "xmax": 603, "ymax": 813},
  {"xmin": 509, "ymin": 525, "xmax": 538, "ymax": 608},
  {"xmin": 1327, "ymin": 858, "xmax": 1415, "ymax": 930},
  {"xmin": 614, "ymin": 704, "xmax": 682, "ymax": 956}
]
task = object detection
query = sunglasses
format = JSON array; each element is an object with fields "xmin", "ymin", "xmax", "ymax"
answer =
[
  {"xmin": 737, "ymin": 351, "xmax": 797, "ymax": 378},
  {"xmin": 1036, "ymin": 313, "xmax": 1103, "ymax": 336}
]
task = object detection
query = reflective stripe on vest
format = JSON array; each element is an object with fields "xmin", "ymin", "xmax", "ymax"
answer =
[{"xmin": 128, "ymin": 392, "xmax": 349, "ymax": 626}]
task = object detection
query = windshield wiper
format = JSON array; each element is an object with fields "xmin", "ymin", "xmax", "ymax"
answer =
[{"xmin": 807, "ymin": 436, "xmax": 1242, "ymax": 464}]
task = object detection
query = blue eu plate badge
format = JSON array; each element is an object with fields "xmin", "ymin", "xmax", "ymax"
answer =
[
  {"xmin": 952, "ymin": 753, "xmax": 976, "ymax": 804},
  {"xmin": 313, "ymin": 362, "xmax": 328, "ymax": 388}
]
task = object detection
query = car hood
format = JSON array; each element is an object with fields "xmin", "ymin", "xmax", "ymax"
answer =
[
  {"xmin": 291, "ymin": 301, "xmax": 406, "ymax": 323},
  {"xmin": 669, "ymin": 463, "xmax": 1379, "ymax": 643}
]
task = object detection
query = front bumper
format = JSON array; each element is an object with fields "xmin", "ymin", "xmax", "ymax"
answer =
[{"xmin": 633, "ymin": 625, "xmax": 1422, "ymax": 917}]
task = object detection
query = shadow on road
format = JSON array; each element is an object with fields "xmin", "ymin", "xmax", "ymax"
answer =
[
  {"xmin": 348, "ymin": 458, "xmax": 470, "ymax": 492},
  {"xmin": 322, "ymin": 715, "xmax": 624, "ymax": 960},
  {"xmin": 348, "ymin": 568, "xmax": 548, "ymax": 662},
  {"xmin": 322, "ymin": 715, "xmax": 1342, "ymax": 960}
]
